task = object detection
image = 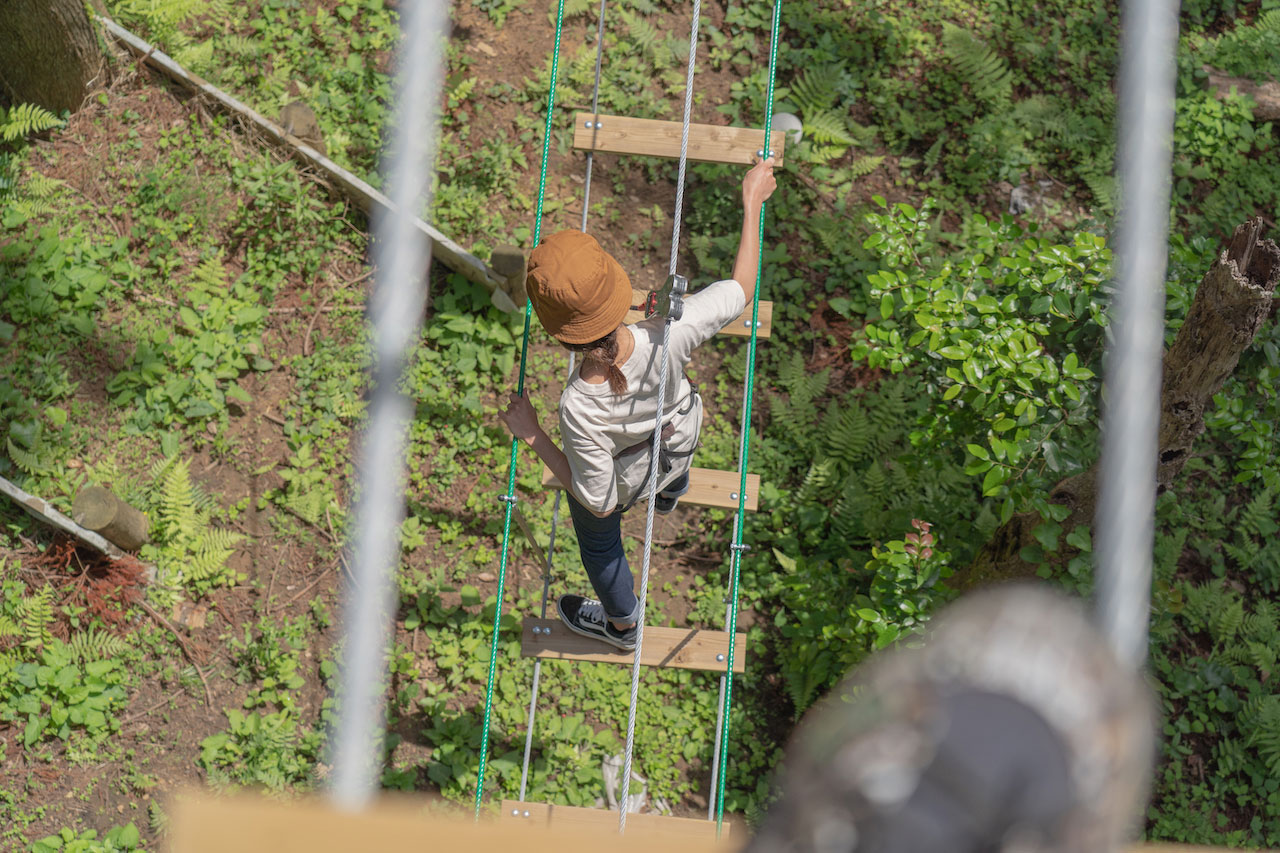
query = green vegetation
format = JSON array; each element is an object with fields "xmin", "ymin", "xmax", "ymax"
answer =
[
  {"xmin": 0, "ymin": 0, "xmax": 1278, "ymax": 846},
  {"xmin": 31, "ymin": 821, "xmax": 145, "ymax": 852},
  {"xmin": 0, "ymin": 576, "xmax": 128, "ymax": 747}
]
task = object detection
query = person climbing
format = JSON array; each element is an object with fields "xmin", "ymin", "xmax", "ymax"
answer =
[{"xmin": 498, "ymin": 156, "xmax": 778, "ymax": 651}]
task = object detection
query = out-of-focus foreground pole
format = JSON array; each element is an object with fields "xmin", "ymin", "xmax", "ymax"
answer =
[
  {"xmin": 328, "ymin": 0, "xmax": 449, "ymax": 808},
  {"xmin": 1096, "ymin": 0, "xmax": 1179, "ymax": 671}
]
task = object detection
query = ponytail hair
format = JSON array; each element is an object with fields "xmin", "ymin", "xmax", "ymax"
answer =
[{"xmin": 566, "ymin": 329, "xmax": 627, "ymax": 395}]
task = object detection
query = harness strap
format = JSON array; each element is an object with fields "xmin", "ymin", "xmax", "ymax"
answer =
[{"xmin": 616, "ymin": 387, "xmax": 700, "ymax": 514}]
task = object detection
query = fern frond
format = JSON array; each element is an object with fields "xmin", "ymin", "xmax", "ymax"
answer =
[
  {"xmin": 804, "ymin": 110, "xmax": 856, "ymax": 146},
  {"xmin": 160, "ymin": 457, "xmax": 197, "ymax": 542},
  {"xmin": 806, "ymin": 144, "xmax": 850, "ymax": 165},
  {"xmin": 790, "ymin": 67, "xmax": 840, "ymax": 114},
  {"xmin": 19, "ymin": 584, "xmax": 55, "ymax": 648},
  {"xmin": 192, "ymin": 256, "xmax": 229, "ymax": 290},
  {"xmin": 1081, "ymin": 170, "xmax": 1116, "ymax": 215},
  {"xmin": 1243, "ymin": 696, "xmax": 1280, "ymax": 774},
  {"xmin": 150, "ymin": 800, "xmax": 171, "ymax": 837},
  {"xmin": 808, "ymin": 216, "xmax": 846, "ymax": 254},
  {"xmin": 941, "ymin": 23, "xmax": 1013, "ymax": 105},
  {"xmin": 6, "ymin": 436, "xmax": 46, "ymax": 475},
  {"xmin": 823, "ymin": 403, "xmax": 873, "ymax": 470},
  {"xmin": 831, "ymin": 478, "xmax": 870, "ymax": 543},
  {"xmin": 1211, "ymin": 596, "xmax": 1245, "ymax": 644},
  {"xmin": 797, "ymin": 459, "xmax": 840, "ymax": 503},
  {"xmin": 1153, "ymin": 528, "xmax": 1189, "ymax": 580},
  {"xmin": 221, "ymin": 35, "xmax": 261, "ymax": 58},
  {"xmin": 620, "ymin": 10, "xmax": 665, "ymax": 63},
  {"xmin": 174, "ymin": 40, "xmax": 216, "ymax": 70},
  {"xmin": 1, "ymin": 103, "xmax": 64, "ymax": 142},
  {"xmin": 1245, "ymin": 600, "xmax": 1279, "ymax": 641},
  {"xmin": 185, "ymin": 529, "xmax": 242, "ymax": 583},
  {"xmin": 1233, "ymin": 488, "xmax": 1276, "ymax": 538},
  {"xmin": 848, "ymin": 155, "xmax": 885, "ymax": 178},
  {"xmin": 20, "ymin": 173, "xmax": 63, "ymax": 200},
  {"xmin": 67, "ymin": 629, "xmax": 130, "ymax": 663}
]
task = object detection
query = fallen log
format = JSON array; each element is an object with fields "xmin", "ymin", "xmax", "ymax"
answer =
[
  {"xmin": 72, "ymin": 484, "xmax": 150, "ymax": 551},
  {"xmin": 0, "ymin": 475, "xmax": 156, "ymax": 582},
  {"xmin": 1204, "ymin": 66, "xmax": 1280, "ymax": 123}
]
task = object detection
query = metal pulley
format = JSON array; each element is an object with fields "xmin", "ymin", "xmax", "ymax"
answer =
[{"xmin": 641, "ymin": 273, "xmax": 687, "ymax": 322}]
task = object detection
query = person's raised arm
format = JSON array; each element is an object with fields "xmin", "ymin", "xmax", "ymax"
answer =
[{"xmin": 731, "ymin": 156, "xmax": 778, "ymax": 305}]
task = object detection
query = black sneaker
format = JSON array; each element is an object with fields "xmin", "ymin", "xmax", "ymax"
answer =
[
  {"xmin": 654, "ymin": 493, "xmax": 679, "ymax": 514},
  {"xmin": 557, "ymin": 594, "xmax": 637, "ymax": 651}
]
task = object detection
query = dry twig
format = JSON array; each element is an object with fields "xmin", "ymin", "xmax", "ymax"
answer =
[
  {"xmin": 266, "ymin": 543, "xmax": 291, "ymax": 606},
  {"xmin": 137, "ymin": 599, "xmax": 214, "ymax": 707}
]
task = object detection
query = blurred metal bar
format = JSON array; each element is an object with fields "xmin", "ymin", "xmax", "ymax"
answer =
[
  {"xmin": 329, "ymin": 0, "xmax": 450, "ymax": 808},
  {"xmin": 1095, "ymin": 0, "xmax": 1179, "ymax": 670}
]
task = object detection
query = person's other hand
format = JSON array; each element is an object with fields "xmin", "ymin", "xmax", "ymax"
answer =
[
  {"xmin": 499, "ymin": 392, "xmax": 540, "ymax": 443},
  {"xmin": 743, "ymin": 156, "xmax": 777, "ymax": 210}
]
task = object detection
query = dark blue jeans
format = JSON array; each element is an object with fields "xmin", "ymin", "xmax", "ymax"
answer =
[{"xmin": 566, "ymin": 471, "xmax": 689, "ymax": 625}]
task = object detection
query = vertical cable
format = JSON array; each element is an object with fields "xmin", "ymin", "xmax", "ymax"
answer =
[
  {"xmin": 475, "ymin": 0, "xmax": 570, "ymax": 817},
  {"xmin": 328, "ymin": 0, "xmax": 449, "ymax": 809},
  {"xmin": 666, "ymin": 0, "xmax": 703, "ymax": 276},
  {"xmin": 1095, "ymin": 0, "xmax": 1179, "ymax": 669},
  {"xmin": 617, "ymin": 0, "xmax": 702, "ymax": 832},
  {"xmin": 715, "ymin": 0, "xmax": 782, "ymax": 834},
  {"xmin": 706, "ymin": 598, "xmax": 731, "ymax": 820},
  {"xmin": 618, "ymin": 320, "xmax": 673, "ymax": 833},
  {"xmin": 517, "ymin": 0, "xmax": 609, "ymax": 804}
]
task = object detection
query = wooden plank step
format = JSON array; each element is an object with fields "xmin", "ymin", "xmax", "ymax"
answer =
[
  {"xmin": 521, "ymin": 618, "xmax": 746, "ymax": 673},
  {"xmin": 501, "ymin": 800, "xmax": 730, "ymax": 841},
  {"xmin": 542, "ymin": 465, "xmax": 760, "ymax": 512},
  {"xmin": 574, "ymin": 112, "xmax": 786, "ymax": 166},
  {"xmin": 627, "ymin": 289, "xmax": 772, "ymax": 339}
]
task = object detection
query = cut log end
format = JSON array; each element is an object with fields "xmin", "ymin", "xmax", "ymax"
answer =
[{"xmin": 72, "ymin": 485, "xmax": 150, "ymax": 551}]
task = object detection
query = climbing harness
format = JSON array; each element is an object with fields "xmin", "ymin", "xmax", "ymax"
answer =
[{"xmin": 475, "ymin": 0, "xmax": 783, "ymax": 835}]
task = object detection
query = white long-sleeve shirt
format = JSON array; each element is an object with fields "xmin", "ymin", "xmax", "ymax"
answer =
[{"xmin": 558, "ymin": 279, "xmax": 747, "ymax": 513}]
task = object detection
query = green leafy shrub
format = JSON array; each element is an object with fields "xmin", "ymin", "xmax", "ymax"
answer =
[
  {"xmin": 231, "ymin": 616, "xmax": 310, "ymax": 711},
  {"xmin": 773, "ymin": 520, "xmax": 951, "ymax": 713},
  {"xmin": 856, "ymin": 199, "xmax": 1108, "ymax": 518},
  {"xmin": 0, "ymin": 640, "xmax": 127, "ymax": 748},
  {"xmin": 30, "ymin": 822, "xmax": 144, "ymax": 853},
  {"xmin": 106, "ymin": 258, "xmax": 273, "ymax": 429},
  {"xmin": 198, "ymin": 708, "xmax": 322, "ymax": 791}
]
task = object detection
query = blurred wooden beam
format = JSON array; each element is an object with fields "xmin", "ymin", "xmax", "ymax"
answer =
[{"xmin": 170, "ymin": 793, "xmax": 733, "ymax": 852}]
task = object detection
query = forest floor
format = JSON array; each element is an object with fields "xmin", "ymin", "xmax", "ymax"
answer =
[{"xmin": 0, "ymin": 2, "xmax": 848, "ymax": 843}]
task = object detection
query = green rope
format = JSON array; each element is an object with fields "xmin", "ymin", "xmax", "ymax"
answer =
[
  {"xmin": 474, "ymin": 0, "xmax": 569, "ymax": 818},
  {"xmin": 715, "ymin": 0, "xmax": 782, "ymax": 833}
]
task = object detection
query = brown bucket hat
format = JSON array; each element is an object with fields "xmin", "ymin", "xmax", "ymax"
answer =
[{"xmin": 525, "ymin": 230, "xmax": 632, "ymax": 345}]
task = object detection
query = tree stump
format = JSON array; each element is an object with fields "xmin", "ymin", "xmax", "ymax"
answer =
[{"xmin": 72, "ymin": 486, "xmax": 150, "ymax": 552}]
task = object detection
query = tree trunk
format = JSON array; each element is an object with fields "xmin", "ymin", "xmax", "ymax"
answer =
[
  {"xmin": 963, "ymin": 218, "xmax": 1280, "ymax": 587},
  {"xmin": 0, "ymin": 0, "xmax": 105, "ymax": 113}
]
